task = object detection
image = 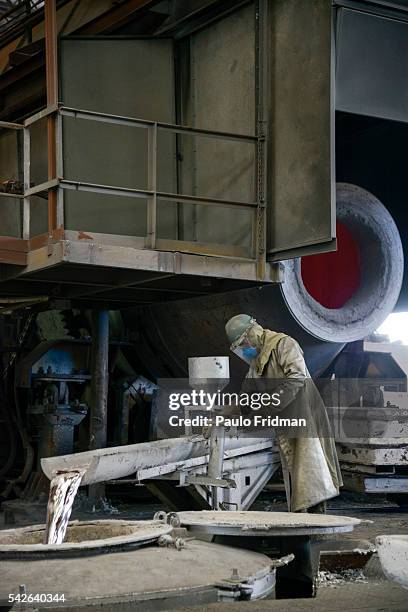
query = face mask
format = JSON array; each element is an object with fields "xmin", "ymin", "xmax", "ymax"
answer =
[
  {"xmin": 232, "ymin": 347, "xmax": 251, "ymax": 364},
  {"xmin": 242, "ymin": 347, "xmax": 258, "ymax": 360}
]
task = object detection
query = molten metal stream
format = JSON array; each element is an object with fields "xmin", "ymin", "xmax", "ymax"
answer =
[{"xmin": 44, "ymin": 468, "xmax": 86, "ymax": 545}]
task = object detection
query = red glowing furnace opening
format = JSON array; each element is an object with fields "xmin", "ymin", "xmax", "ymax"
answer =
[{"xmin": 301, "ymin": 221, "xmax": 361, "ymax": 309}]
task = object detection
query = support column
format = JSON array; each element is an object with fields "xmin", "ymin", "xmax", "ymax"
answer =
[
  {"xmin": 207, "ymin": 423, "xmax": 225, "ymax": 510},
  {"xmin": 89, "ymin": 310, "xmax": 109, "ymax": 501},
  {"xmin": 44, "ymin": 0, "xmax": 58, "ymax": 233}
]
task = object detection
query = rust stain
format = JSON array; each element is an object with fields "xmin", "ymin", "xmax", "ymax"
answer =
[{"xmin": 78, "ymin": 231, "xmax": 94, "ymax": 240}]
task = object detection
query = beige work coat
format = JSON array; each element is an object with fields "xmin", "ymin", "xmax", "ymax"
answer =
[{"xmin": 246, "ymin": 329, "xmax": 343, "ymax": 511}]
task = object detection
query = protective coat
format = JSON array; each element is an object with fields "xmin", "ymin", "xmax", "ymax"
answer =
[{"xmin": 245, "ymin": 324, "xmax": 343, "ymax": 511}]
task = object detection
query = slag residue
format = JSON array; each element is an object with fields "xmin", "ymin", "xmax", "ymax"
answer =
[{"xmin": 44, "ymin": 468, "xmax": 86, "ymax": 545}]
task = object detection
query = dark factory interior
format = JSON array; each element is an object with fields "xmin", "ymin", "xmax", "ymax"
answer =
[{"xmin": 0, "ymin": 1, "xmax": 408, "ymax": 610}]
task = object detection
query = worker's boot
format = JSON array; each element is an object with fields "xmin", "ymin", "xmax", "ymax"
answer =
[{"xmin": 307, "ymin": 500, "xmax": 327, "ymax": 514}]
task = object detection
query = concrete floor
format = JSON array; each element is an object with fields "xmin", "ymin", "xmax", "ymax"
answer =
[
  {"xmin": 1, "ymin": 490, "xmax": 407, "ymax": 611},
  {"xmin": 202, "ymin": 491, "xmax": 408, "ymax": 611},
  {"xmin": 254, "ymin": 490, "xmax": 408, "ymax": 540},
  {"xmin": 177, "ymin": 581, "xmax": 408, "ymax": 612}
]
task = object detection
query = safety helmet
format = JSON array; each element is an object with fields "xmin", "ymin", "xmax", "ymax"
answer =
[{"xmin": 225, "ymin": 314, "xmax": 256, "ymax": 349}]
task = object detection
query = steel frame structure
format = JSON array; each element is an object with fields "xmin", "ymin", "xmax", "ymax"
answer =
[
  {"xmin": 0, "ymin": 0, "xmax": 279, "ymax": 290},
  {"xmin": 0, "ymin": 102, "xmax": 269, "ymax": 273},
  {"xmin": 0, "ymin": 0, "xmax": 269, "ymax": 280}
]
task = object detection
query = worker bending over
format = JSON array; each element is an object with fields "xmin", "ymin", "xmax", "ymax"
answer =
[{"xmin": 225, "ymin": 314, "xmax": 342, "ymax": 513}]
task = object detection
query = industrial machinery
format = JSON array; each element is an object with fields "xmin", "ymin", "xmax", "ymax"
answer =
[
  {"xmin": 1, "ymin": 338, "xmax": 90, "ymax": 521},
  {"xmin": 41, "ymin": 432, "xmax": 280, "ymax": 512},
  {"xmin": 1, "ymin": 0, "xmax": 408, "ymax": 519},
  {"xmin": 0, "ymin": 518, "xmax": 294, "ymax": 607},
  {"xmin": 320, "ymin": 340, "xmax": 408, "ymax": 506},
  {"xmin": 16, "ymin": 339, "xmax": 89, "ymax": 458}
]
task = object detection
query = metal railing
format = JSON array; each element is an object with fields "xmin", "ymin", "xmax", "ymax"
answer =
[
  {"xmin": 0, "ymin": 104, "xmax": 59, "ymax": 240},
  {"xmin": 0, "ymin": 103, "xmax": 267, "ymax": 276}
]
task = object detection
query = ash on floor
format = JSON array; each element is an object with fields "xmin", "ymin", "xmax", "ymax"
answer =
[{"xmin": 317, "ymin": 568, "xmax": 368, "ymax": 587}]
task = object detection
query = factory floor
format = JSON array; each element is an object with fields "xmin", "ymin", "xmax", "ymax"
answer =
[
  {"xmin": 174, "ymin": 489, "xmax": 408, "ymax": 611},
  {"xmin": 246, "ymin": 491, "xmax": 408, "ymax": 611},
  {"xmin": 1, "ymin": 491, "xmax": 407, "ymax": 611},
  {"xmin": 178, "ymin": 581, "xmax": 408, "ymax": 612},
  {"xmin": 257, "ymin": 490, "xmax": 408, "ymax": 542}
]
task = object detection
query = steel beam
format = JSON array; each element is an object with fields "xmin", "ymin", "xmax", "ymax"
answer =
[
  {"xmin": 0, "ymin": 121, "xmax": 23, "ymax": 130},
  {"xmin": 89, "ymin": 310, "xmax": 110, "ymax": 500},
  {"xmin": 0, "ymin": 192, "xmax": 22, "ymax": 200},
  {"xmin": 254, "ymin": 0, "xmax": 268, "ymax": 280},
  {"xmin": 24, "ymin": 178, "xmax": 59, "ymax": 198},
  {"xmin": 146, "ymin": 123, "xmax": 158, "ymax": 249},
  {"xmin": 23, "ymin": 128, "xmax": 31, "ymax": 240},
  {"xmin": 23, "ymin": 104, "xmax": 59, "ymax": 128},
  {"xmin": 74, "ymin": 0, "xmax": 158, "ymax": 35},
  {"xmin": 60, "ymin": 180, "xmax": 257, "ymax": 210},
  {"xmin": 45, "ymin": 0, "xmax": 59, "ymax": 234},
  {"xmin": 60, "ymin": 106, "xmax": 257, "ymax": 142}
]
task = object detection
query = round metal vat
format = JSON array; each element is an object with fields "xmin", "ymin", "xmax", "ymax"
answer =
[
  {"xmin": 0, "ymin": 519, "xmax": 172, "ymax": 558},
  {"xmin": 0, "ymin": 524, "xmax": 279, "ymax": 609},
  {"xmin": 176, "ymin": 510, "xmax": 361, "ymax": 537}
]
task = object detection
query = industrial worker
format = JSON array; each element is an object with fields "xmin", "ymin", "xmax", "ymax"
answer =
[{"xmin": 225, "ymin": 314, "xmax": 342, "ymax": 514}]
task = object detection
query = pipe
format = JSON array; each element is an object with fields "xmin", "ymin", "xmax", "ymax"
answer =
[
  {"xmin": 89, "ymin": 310, "xmax": 109, "ymax": 451},
  {"xmin": 89, "ymin": 310, "xmax": 109, "ymax": 499},
  {"xmin": 41, "ymin": 435, "xmax": 272, "ymax": 486},
  {"xmin": 187, "ymin": 356, "xmax": 229, "ymax": 507},
  {"xmin": 207, "ymin": 425, "xmax": 225, "ymax": 509},
  {"xmin": 281, "ymin": 184, "xmax": 404, "ymax": 343},
  {"xmin": 45, "ymin": 0, "xmax": 58, "ymax": 232},
  {"xmin": 125, "ymin": 285, "xmax": 346, "ymax": 380},
  {"xmin": 124, "ymin": 184, "xmax": 403, "ymax": 380}
]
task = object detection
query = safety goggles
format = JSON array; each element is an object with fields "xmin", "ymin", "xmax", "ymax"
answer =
[
  {"xmin": 229, "ymin": 317, "xmax": 257, "ymax": 351},
  {"xmin": 230, "ymin": 318, "xmax": 257, "ymax": 365}
]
